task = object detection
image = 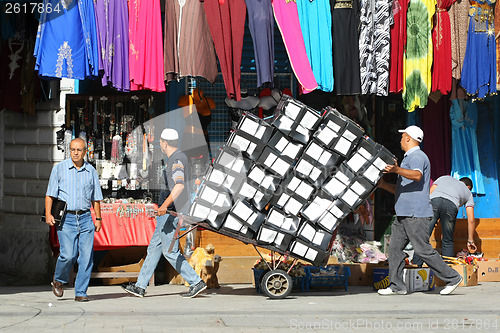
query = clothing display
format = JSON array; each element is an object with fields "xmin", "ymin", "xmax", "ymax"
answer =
[
  {"xmin": 164, "ymin": 0, "xmax": 218, "ymax": 84},
  {"xmin": 330, "ymin": 0, "xmax": 361, "ymax": 95},
  {"xmin": 245, "ymin": 0, "xmax": 274, "ymax": 88},
  {"xmin": 296, "ymin": 0, "xmax": 334, "ymax": 92},
  {"xmin": 431, "ymin": 0, "xmax": 457, "ymax": 95},
  {"xmin": 94, "ymin": 0, "xmax": 130, "ymax": 91},
  {"xmin": 450, "ymin": 99, "xmax": 485, "ymax": 195},
  {"xmin": 402, "ymin": 0, "xmax": 435, "ymax": 112},
  {"xmin": 449, "ymin": 0, "xmax": 469, "ymax": 80},
  {"xmin": 128, "ymin": 0, "xmax": 165, "ymax": 92},
  {"xmin": 272, "ymin": 0, "xmax": 318, "ymax": 93},
  {"xmin": 34, "ymin": 0, "xmax": 99, "ymax": 79},
  {"xmin": 461, "ymin": 0, "xmax": 497, "ymax": 99},
  {"xmin": 389, "ymin": 0, "xmax": 409, "ymax": 93},
  {"xmin": 359, "ymin": 0, "xmax": 392, "ymax": 96},
  {"xmin": 203, "ymin": 0, "xmax": 246, "ymax": 100},
  {"xmin": 496, "ymin": 0, "xmax": 500, "ymax": 90}
]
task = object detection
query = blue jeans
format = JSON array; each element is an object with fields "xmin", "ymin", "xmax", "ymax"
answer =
[
  {"xmin": 136, "ymin": 214, "xmax": 201, "ymax": 289},
  {"xmin": 413, "ymin": 197, "xmax": 459, "ymax": 265},
  {"xmin": 55, "ymin": 212, "xmax": 95, "ymax": 297}
]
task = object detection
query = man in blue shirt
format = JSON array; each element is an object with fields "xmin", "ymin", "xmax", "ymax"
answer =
[
  {"xmin": 45, "ymin": 138, "xmax": 103, "ymax": 302},
  {"xmin": 377, "ymin": 126, "xmax": 462, "ymax": 295}
]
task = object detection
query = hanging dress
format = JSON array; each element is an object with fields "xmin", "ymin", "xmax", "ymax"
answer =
[
  {"xmin": 129, "ymin": 0, "xmax": 165, "ymax": 92},
  {"xmin": 94, "ymin": 0, "xmax": 130, "ymax": 91},
  {"xmin": 402, "ymin": 0, "xmax": 435, "ymax": 112},
  {"xmin": 431, "ymin": 0, "xmax": 456, "ymax": 95},
  {"xmin": 450, "ymin": 99, "xmax": 485, "ymax": 195},
  {"xmin": 296, "ymin": 0, "xmax": 334, "ymax": 92},
  {"xmin": 203, "ymin": 0, "xmax": 247, "ymax": 101},
  {"xmin": 34, "ymin": 0, "xmax": 99, "ymax": 79},
  {"xmin": 461, "ymin": 0, "xmax": 497, "ymax": 99},
  {"xmin": 449, "ymin": 0, "xmax": 469, "ymax": 80},
  {"xmin": 245, "ymin": 0, "xmax": 274, "ymax": 88},
  {"xmin": 496, "ymin": 0, "xmax": 500, "ymax": 90},
  {"xmin": 359, "ymin": 0, "xmax": 392, "ymax": 96},
  {"xmin": 272, "ymin": 0, "xmax": 318, "ymax": 94},
  {"xmin": 330, "ymin": 0, "xmax": 361, "ymax": 94},
  {"xmin": 389, "ymin": 0, "xmax": 409, "ymax": 93},
  {"xmin": 164, "ymin": 0, "xmax": 218, "ymax": 84}
]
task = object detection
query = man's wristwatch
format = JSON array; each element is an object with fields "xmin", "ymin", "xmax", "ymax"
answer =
[
  {"xmin": 96, "ymin": 217, "xmax": 102, "ymax": 221},
  {"xmin": 468, "ymin": 240, "xmax": 475, "ymax": 244}
]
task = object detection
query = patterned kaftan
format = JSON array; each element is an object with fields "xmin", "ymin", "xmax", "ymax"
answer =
[
  {"xmin": 359, "ymin": 0, "xmax": 392, "ymax": 96},
  {"xmin": 431, "ymin": 0, "xmax": 457, "ymax": 95},
  {"xmin": 34, "ymin": 0, "xmax": 99, "ymax": 79},
  {"xmin": 449, "ymin": 0, "xmax": 469, "ymax": 79},
  {"xmin": 402, "ymin": 0, "xmax": 435, "ymax": 112},
  {"xmin": 461, "ymin": 0, "xmax": 497, "ymax": 99}
]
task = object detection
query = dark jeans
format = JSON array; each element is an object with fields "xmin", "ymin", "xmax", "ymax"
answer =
[
  {"xmin": 389, "ymin": 216, "xmax": 460, "ymax": 292},
  {"xmin": 413, "ymin": 197, "xmax": 459, "ymax": 265}
]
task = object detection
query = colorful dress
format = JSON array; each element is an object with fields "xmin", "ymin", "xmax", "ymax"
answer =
[
  {"xmin": 164, "ymin": 0, "xmax": 218, "ymax": 85},
  {"xmin": 245, "ymin": 0, "xmax": 274, "ymax": 88},
  {"xmin": 34, "ymin": 0, "xmax": 99, "ymax": 79},
  {"xmin": 389, "ymin": 0, "xmax": 409, "ymax": 93},
  {"xmin": 94, "ymin": 0, "xmax": 130, "ymax": 91},
  {"xmin": 204, "ymin": 0, "xmax": 247, "ymax": 100},
  {"xmin": 359, "ymin": 0, "xmax": 392, "ymax": 96},
  {"xmin": 129, "ymin": 0, "xmax": 165, "ymax": 92},
  {"xmin": 461, "ymin": 0, "xmax": 497, "ymax": 99},
  {"xmin": 431, "ymin": 0, "xmax": 456, "ymax": 95},
  {"xmin": 402, "ymin": 0, "xmax": 435, "ymax": 112},
  {"xmin": 297, "ymin": 0, "xmax": 334, "ymax": 92},
  {"xmin": 330, "ymin": 0, "xmax": 361, "ymax": 94},
  {"xmin": 273, "ymin": 0, "xmax": 317, "ymax": 93},
  {"xmin": 449, "ymin": 0, "xmax": 469, "ymax": 79}
]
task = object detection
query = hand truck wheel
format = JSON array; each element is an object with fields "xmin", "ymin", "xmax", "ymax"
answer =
[{"xmin": 260, "ymin": 269, "xmax": 293, "ymax": 299}]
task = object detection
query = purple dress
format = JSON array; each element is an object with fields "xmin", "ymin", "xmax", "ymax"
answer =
[
  {"xmin": 94, "ymin": 0, "xmax": 130, "ymax": 91},
  {"xmin": 244, "ymin": 0, "xmax": 274, "ymax": 87}
]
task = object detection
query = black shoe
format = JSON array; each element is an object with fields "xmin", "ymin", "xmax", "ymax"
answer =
[
  {"xmin": 182, "ymin": 280, "xmax": 207, "ymax": 298},
  {"xmin": 122, "ymin": 283, "xmax": 145, "ymax": 297}
]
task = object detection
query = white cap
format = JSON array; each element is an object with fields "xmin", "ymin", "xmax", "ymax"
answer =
[
  {"xmin": 398, "ymin": 125, "xmax": 423, "ymax": 143},
  {"xmin": 160, "ymin": 128, "xmax": 179, "ymax": 140}
]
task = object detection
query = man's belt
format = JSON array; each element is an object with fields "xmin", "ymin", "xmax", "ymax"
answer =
[{"xmin": 66, "ymin": 210, "xmax": 90, "ymax": 216}]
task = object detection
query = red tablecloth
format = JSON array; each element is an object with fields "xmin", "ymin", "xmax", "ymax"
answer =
[
  {"xmin": 92, "ymin": 203, "xmax": 157, "ymax": 250},
  {"xmin": 49, "ymin": 203, "xmax": 157, "ymax": 255}
]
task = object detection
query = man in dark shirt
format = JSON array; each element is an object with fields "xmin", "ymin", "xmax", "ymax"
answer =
[{"xmin": 122, "ymin": 128, "xmax": 206, "ymax": 298}]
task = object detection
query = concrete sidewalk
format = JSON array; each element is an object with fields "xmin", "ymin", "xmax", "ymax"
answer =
[{"xmin": 1, "ymin": 282, "xmax": 499, "ymax": 332}]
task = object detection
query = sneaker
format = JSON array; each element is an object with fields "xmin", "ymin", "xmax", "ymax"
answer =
[
  {"xmin": 182, "ymin": 280, "xmax": 207, "ymax": 298},
  {"xmin": 378, "ymin": 287, "xmax": 407, "ymax": 296},
  {"xmin": 122, "ymin": 283, "xmax": 145, "ymax": 297},
  {"xmin": 440, "ymin": 276, "xmax": 463, "ymax": 295}
]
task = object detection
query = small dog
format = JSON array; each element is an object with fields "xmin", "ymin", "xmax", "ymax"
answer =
[{"xmin": 200, "ymin": 255, "xmax": 222, "ymax": 289}]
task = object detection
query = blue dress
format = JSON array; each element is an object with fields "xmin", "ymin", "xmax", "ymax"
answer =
[
  {"xmin": 460, "ymin": 0, "xmax": 497, "ymax": 99},
  {"xmin": 450, "ymin": 99, "xmax": 485, "ymax": 195},
  {"xmin": 34, "ymin": 0, "xmax": 99, "ymax": 79},
  {"xmin": 296, "ymin": 0, "xmax": 334, "ymax": 92}
]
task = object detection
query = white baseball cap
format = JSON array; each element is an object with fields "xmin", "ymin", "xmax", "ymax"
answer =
[
  {"xmin": 160, "ymin": 128, "xmax": 179, "ymax": 140},
  {"xmin": 398, "ymin": 125, "xmax": 423, "ymax": 142}
]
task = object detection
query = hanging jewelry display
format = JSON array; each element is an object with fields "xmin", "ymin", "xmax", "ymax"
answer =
[{"xmin": 64, "ymin": 129, "xmax": 72, "ymax": 159}]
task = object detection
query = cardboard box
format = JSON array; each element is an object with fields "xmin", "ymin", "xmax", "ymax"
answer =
[
  {"xmin": 477, "ymin": 261, "xmax": 500, "ymax": 282},
  {"xmin": 373, "ymin": 267, "xmax": 435, "ymax": 291},
  {"xmin": 97, "ymin": 258, "xmax": 144, "ymax": 285},
  {"xmin": 433, "ymin": 264, "xmax": 478, "ymax": 287},
  {"xmin": 345, "ymin": 263, "xmax": 376, "ymax": 286}
]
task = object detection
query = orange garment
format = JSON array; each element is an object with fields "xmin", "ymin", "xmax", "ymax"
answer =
[{"xmin": 178, "ymin": 88, "xmax": 215, "ymax": 117}]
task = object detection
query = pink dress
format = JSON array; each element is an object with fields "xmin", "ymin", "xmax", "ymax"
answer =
[
  {"xmin": 272, "ymin": 0, "xmax": 317, "ymax": 93},
  {"xmin": 128, "ymin": 0, "xmax": 165, "ymax": 92}
]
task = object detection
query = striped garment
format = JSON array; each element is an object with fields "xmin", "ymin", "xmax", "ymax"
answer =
[
  {"xmin": 46, "ymin": 159, "xmax": 103, "ymax": 211},
  {"xmin": 171, "ymin": 159, "xmax": 185, "ymax": 185}
]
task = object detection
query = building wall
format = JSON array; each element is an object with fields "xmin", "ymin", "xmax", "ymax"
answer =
[{"xmin": 0, "ymin": 80, "xmax": 72, "ymax": 283}]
